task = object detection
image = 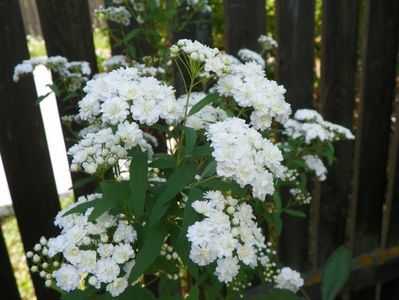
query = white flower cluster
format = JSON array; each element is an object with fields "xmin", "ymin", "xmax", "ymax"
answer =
[
  {"xmin": 184, "ymin": 0, "xmax": 211, "ymax": 12},
  {"xmin": 95, "ymin": 5, "xmax": 131, "ymax": 26},
  {"xmin": 79, "ymin": 67, "xmax": 181, "ymax": 126},
  {"xmin": 215, "ymin": 62, "xmax": 291, "ymax": 130},
  {"xmin": 206, "ymin": 118, "xmax": 284, "ymax": 200},
  {"xmin": 237, "ymin": 48, "xmax": 265, "ymax": 68},
  {"xmin": 289, "ymin": 188, "xmax": 311, "ymax": 204},
  {"xmin": 258, "ymin": 34, "xmax": 278, "ymax": 51},
  {"xmin": 104, "ymin": 55, "xmax": 129, "ymax": 69},
  {"xmin": 284, "ymin": 109, "xmax": 355, "ymax": 143},
  {"xmin": 303, "ymin": 155, "xmax": 327, "ymax": 181},
  {"xmin": 104, "ymin": 56, "xmax": 166, "ymax": 77},
  {"xmin": 178, "ymin": 92, "xmax": 228, "ymax": 130},
  {"xmin": 187, "ymin": 191, "xmax": 271, "ymax": 283},
  {"xmin": 170, "ymin": 39, "xmax": 230, "ymax": 77},
  {"xmin": 28, "ymin": 194, "xmax": 138, "ymax": 297},
  {"xmin": 68, "ymin": 123, "xmax": 150, "ymax": 175},
  {"xmin": 13, "ymin": 56, "xmax": 91, "ymax": 92},
  {"xmin": 274, "ymin": 267, "xmax": 304, "ymax": 293}
]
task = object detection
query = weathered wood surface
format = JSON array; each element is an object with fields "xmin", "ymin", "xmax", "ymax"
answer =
[
  {"xmin": 275, "ymin": 0, "xmax": 315, "ymax": 111},
  {"xmin": 223, "ymin": 0, "xmax": 266, "ymax": 54},
  {"xmin": 0, "ymin": 0, "xmax": 61, "ymax": 299},
  {"xmin": 349, "ymin": 0, "xmax": 399, "ymax": 256},
  {"xmin": 275, "ymin": 0, "xmax": 315, "ymax": 272},
  {"xmin": 35, "ymin": 0, "xmax": 98, "ymax": 72},
  {"xmin": 317, "ymin": 0, "xmax": 359, "ymax": 266}
]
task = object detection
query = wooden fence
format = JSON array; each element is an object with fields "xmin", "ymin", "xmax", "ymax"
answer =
[{"xmin": 0, "ymin": 0, "xmax": 398, "ymax": 299}]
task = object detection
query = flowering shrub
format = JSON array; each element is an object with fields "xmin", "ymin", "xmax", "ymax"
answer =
[{"xmin": 21, "ymin": 36, "xmax": 354, "ymax": 299}]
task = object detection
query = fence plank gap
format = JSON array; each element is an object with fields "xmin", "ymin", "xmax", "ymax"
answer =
[{"xmin": 0, "ymin": 0, "xmax": 61, "ymax": 299}]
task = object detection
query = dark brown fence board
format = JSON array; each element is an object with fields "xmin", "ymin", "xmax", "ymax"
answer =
[
  {"xmin": 35, "ymin": 0, "xmax": 98, "ymax": 73},
  {"xmin": 0, "ymin": 227, "xmax": 21, "ymax": 300},
  {"xmin": 275, "ymin": 0, "xmax": 315, "ymax": 111},
  {"xmin": 275, "ymin": 0, "xmax": 315, "ymax": 272},
  {"xmin": 223, "ymin": 0, "xmax": 266, "ymax": 54},
  {"xmin": 381, "ymin": 99, "xmax": 399, "ymax": 248},
  {"xmin": 0, "ymin": 0, "xmax": 61, "ymax": 299},
  {"xmin": 317, "ymin": 0, "xmax": 359, "ymax": 266},
  {"xmin": 350, "ymin": 0, "xmax": 399, "ymax": 256}
]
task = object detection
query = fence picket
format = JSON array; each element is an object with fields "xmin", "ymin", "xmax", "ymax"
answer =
[
  {"xmin": 223, "ymin": 0, "xmax": 266, "ymax": 54},
  {"xmin": 0, "ymin": 0, "xmax": 61, "ymax": 299},
  {"xmin": 275, "ymin": 0, "xmax": 315, "ymax": 111},
  {"xmin": 349, "ymin": 0, "xmax": 399, "ymax": 256},
  {"xmin": 317, "ymin": 0, "xmax": 359, "ymax": 266},
  {"xmin": 275, "ymin": 0, "xmax": 315, "ymax": 272}
]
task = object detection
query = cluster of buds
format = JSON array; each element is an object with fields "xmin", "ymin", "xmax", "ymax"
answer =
[
  {"xmin": 26, "ymin": 237, "xmax": 60, "ymax": 288},
  {"xmin": 160, "ymin": 242, "xmax": 184, "ymax": 281}
]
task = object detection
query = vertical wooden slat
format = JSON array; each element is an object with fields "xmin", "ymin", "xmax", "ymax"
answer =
[
  {"xmin": 349, "ymin": 0, "xmax": 399, "ymax": 256},
  {"xmin": 317, "ymin": 0, "xmax": 359, "ymax": 266},
  {"xmin": 223, "ymin": 0, "xmax": 266, "ymax": 54},
  {"xmin": 0, "ymin": 0, "xmax": 61, "ymax": 299},
  {"xmin": 275, "ymin": 0, "xmax": 315, "ymax": 272},
  {"xmin": 35, "ymin": 0, "xmax": 98, "ymax": 73},
  {"xmin": 34, "ymin": 0, "xmax": 99, "ymax": 197},
  {"xmin": 0, "ymin": 227, "xmax": 21, "ymax": 300},
  {"xmin": 275, "ymin": 0, "xmax": 315, "ymax": 111},
  {"xmin": 382, "ymin": 99, "xmax": 399, "ymax": 248}
]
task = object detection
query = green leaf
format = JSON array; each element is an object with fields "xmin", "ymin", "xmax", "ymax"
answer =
[
  {"xmin": 257, "ymin": 289, "xmax": 303, "ymax": 300},
  {"xmin": 119, "ymin": 285, "xmax": 156, "ymax": 300},
  {"xmin": 62, "ymin": 200, "xmax": 97, "ymax": 217},
  {"xmin": 201, "ymin": 160, "xmax": 216, "ymax": 178},
  {"xmin": 284, "ymin": 209, "xmax": 306, "ymax": 218},
  {"xmin": 184, "ymin": 126, "xmax": 197, "ymax": 154},
  {"xmin": 123, "ymin": 28, "xmax": 140, "ymax": 43},
  {"xmin": 70, "ymin": 176, "xmax": 97, "ymax": 190},
  {"xmin": 187, "ymin": 285, "xmax": 199, "ymax": 300},
  {"xmin": 128, "ymin": 223, "xmax": 167, "ymax": 283},
  {"xmin": 151, "ymin": 154, "xmax": 176, "ymax": 169},
  {"xmin": 273, "ymin": 192, "xmax": 282, "ymax": 212},
  {"xmin": 188, "ymin": 93, "xmax": 219, "ymax": 116},
  {"xmin": 191, "ymin": 145, "xmax": 213, "ymax": 157},
  {"xmin": 272, "ymin": 212, "xmax": 283, "ymax": 236},
  {"xmin": 88, "ymin": 181, "xmax": 130, "ymax": 221},
  {"xmin": 149, "ymin": 163, "xmax": 196, "ymax": 225},
  {"xmin": 129, "ymin": 147, "xmax": 148, "ymax": 218},
  {"xmin": 35, "ymin": 91, "xmax": 52, "ymax": 105},
  {"xmin": 321, "ymin": 246, "xmax": 352, "ymax": 300}
]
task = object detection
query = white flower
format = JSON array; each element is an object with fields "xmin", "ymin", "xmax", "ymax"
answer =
[
  {"xmin": 238, "ymin": 48, "xmax": 265, "ymax": 68},
  {"xmin": 189, "ymin": 244, "xmax": 218, "ymax": 266},
  {"xmin": 258, "ymin": 34, "xmax": 278, "ymax": 51},
  {"xmin": 112, "ymin": 244, "xmax": 134, "ymax": 264},
  {"xmin": 303, "ymin": 155, "xmax": 327, "ymax": 181},
  {"xmin": 113, "ymin": 222, "xmax": 137, "ymax": 243},
  {"xmin": 95, "ymin": 258, "xmax": 120, "ymax": 283},
  {"xmin": 214, "ymin": 256, "xmax": 240, "ymax": 283},
  {"xmin": 98, "ymin": 243, "xmax": 114, "ymax": 258},
  {"xmin": 77, "ymin": 250, "xmax": 97, "ymax": 273},
  {"xmin": 100, "ymin": 97, "xmax": 129, "ymax": 125},
  {"xmin": 106, "ymin": 277, "xmax": 129, "ymax": 297},
  {"xmin": 206, "ymin": 118, "xmax": 283, "ymax": 200},
  {"xmin": 53, "ymin": 264, "xmax": 80, "ymax": 292},
  {"xmin": 275, "ymin": 267, "xmax": 304, "ymax": 293}
]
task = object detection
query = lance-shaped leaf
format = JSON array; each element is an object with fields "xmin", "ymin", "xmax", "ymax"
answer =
[
  {"xmin": 149, "ymin": 163, "xmax": 196, "ymax": 225},
  {"xmin": 188, "ymin": 93, "xmax": 219, "ymax": 116},
  {"xmin": 128, "ymin": 223, "xmax": 167, "ymax": 283},
  {"xmin": 129, "ymin": 146, "xmax": 148, "ymax": 218}
]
